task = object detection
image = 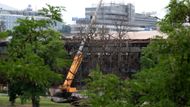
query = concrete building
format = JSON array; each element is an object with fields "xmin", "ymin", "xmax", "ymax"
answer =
[
  {"xmin": 0, "ymin": 4, "xmax": 64, "ymax": 31},
  {"xmin": 71, "ymin": 3, "xmax": 158, "ymax": 34}
]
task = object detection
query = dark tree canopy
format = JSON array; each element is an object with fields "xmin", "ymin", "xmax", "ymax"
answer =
[
  {"xmin": 126, "ymin": 0, "xmax": 190, "ymax": 106},
  {"xmin": 0, "ymin": 5, "xmax": 69, "ymax": 107}
]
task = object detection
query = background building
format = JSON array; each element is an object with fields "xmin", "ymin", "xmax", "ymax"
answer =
[
  {"xmin": 0, "ymin": 4, "xmax": 64, "ymax": 31},
  {"xmin": 71, "ymin": 3, "xmax": 158, "ymax": 34}
]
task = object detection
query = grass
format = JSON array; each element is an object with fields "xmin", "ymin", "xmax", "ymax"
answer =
[{"xmin": 0, "ymin": 94, "xmax": 72, "ymax": 107}]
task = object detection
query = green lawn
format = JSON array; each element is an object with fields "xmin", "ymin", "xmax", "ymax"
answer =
[{"xmin": 0, "ymin": 94, "xmax": 71, "ymax": 107}]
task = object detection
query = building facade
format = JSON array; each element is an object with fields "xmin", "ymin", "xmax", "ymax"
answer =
[
  {"xmin": 0, "ymin": 4, "xmax": 64, "ymax": 31},
  {"xmin": 71, "ymin": 3, "xmax": 158, "ymax": 34}
]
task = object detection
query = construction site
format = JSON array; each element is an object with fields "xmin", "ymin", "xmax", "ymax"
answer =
[
  {"xmin": 0, "ymin": 30, "xmax": 164, "ymax": 88},
  {"xmin": 64, "ymin": 31, "xmax": 163, "ymax": 80},
  {"xmin": 61, "ymin": 0, "xmax": 161, "ymax": 88},
  {"xmin": 0, "ymin": 0, "xmax": 173, "ymax": 106}
]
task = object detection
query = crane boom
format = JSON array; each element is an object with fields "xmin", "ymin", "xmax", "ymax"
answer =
[{"xmin": 60, "ymin": 0, "xmax": 103, "ymax": 93}]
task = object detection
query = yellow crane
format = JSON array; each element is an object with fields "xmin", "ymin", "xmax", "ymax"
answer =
[{"xmin": 51, "ymin": 0, "xmax": 103, "ymax": 102}]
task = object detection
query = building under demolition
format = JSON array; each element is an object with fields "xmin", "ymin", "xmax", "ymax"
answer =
[
  {"xmin": 63, "ymin": 31, "xmax": 166, "ymax": 84},
  {"xmin": 0, "ymin": 30, "xmax": 166, "ymax": 88}
]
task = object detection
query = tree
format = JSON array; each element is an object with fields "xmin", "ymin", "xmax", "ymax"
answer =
[
  {"xmin": 39, "ymin": 4, "xmax": 65, "ymax": 22},
  {"xmin": 125, "ymin": 0, "xmax": 190, "ymax": 106},
  {"xmin": 0, "ymin": 5, "xmax": 69, "ymax": 107},
  {"xmin": 159, "ymin": 0, "xmax": 190, "ymax": 33},
  {"xmin": 83, "ymin": 66, "xmax": 131, "ymax": 107},
  {"xmin": 113, "ymin": 16, "xmax": 130, "ymax": 76},
  {"xmin": 0, "ymin": 31, "xmax": 8, "ymax": 40}
]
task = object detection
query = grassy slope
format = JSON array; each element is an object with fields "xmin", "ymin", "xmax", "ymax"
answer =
[{"xmin": 0, "ymin": 95, "xmax": 71, "ymax": 107}]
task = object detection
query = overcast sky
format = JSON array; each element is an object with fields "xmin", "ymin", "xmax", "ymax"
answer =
[{"xmin": 0, "ymin": 0, "xmax": 170, "ymax": 24}]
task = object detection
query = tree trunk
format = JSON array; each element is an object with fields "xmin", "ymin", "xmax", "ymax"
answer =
[
  {"xmin": 32, "ymin": 95, "xmax": 40, "ymax": 107},
  {"xmin": 9, "ymin": 98, "xmax": 15, "ymax": 106},
  {"xmin": 8, "ymin": 85, "xmax": 16, "ymax": 106}
]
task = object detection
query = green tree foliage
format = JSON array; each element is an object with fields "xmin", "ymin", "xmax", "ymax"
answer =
[
  {"xmin": 159, "ymin": 0, "xmax": 190, "ymax": 33},
  {"xmin": 126, "ymin": 28, "xmax": 190, "ymax": 107},
  {"xmin": 39, "ymin": 4, "xmax": 65, "ymax": 22},
  {"xmin": 0, "ymin": 31, "xmax": 8, "ymax": 39},
  {"xmin": 0, "ymin": 5, "xmax": 69, "ymax": 107},
  {"xmin": 125, "ymin": 0, "xmax": 190, "ymax": 106},
  {"xmin": 84, "ymin": 67, "xmax": 132, "ymax": 107}
]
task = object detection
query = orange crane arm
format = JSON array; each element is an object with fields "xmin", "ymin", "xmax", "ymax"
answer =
[{"xmin": 61, "ymin": 52, "xmax": 83, "ymax": 92}]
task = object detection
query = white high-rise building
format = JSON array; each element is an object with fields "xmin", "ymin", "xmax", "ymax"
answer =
[
  {"xmin": 0, "ymin": 4, "xmax": 64, "ymax": 31},
  {"xmin": 71, "ymin": 3, "xmax": 158, "ymax": 34}
]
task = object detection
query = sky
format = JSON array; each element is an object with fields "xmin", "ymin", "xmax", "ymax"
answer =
[{"xmin": 0, "ymin": 0, "xmax": 170, "ymax": 24}]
